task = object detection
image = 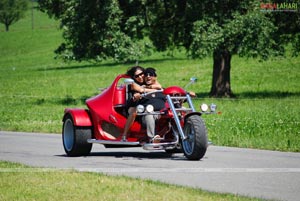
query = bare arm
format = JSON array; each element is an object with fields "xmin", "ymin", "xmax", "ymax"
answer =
[
  {"xmin": 130, "ymin": 82, "xmax": 145, "ymax": 93},
  {"xmin": 131, "ymin": 82, "xmax": 162, "ymax": 93}
]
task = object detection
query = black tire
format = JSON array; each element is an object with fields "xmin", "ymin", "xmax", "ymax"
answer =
[
  {"xmin": 182, "ymin": 115, "xmax": 208, "ymax": 160},
  {"xmin": 62, "ymin": 115, "xmax": 92, "ymax": 156}
]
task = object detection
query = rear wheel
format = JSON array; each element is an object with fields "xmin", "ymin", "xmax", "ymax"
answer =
[
  {"xmin": 182, "ymin": 115, "xmax": 207, "ymax": 160},
  {"xmin": 62, "ymin": 115, "xmax": 92, "ymax": 156}
]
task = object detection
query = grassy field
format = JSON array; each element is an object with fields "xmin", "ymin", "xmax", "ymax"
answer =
[
  {"xmin": 0, "ymin": 161, "xmax": 266, "ymax": 201},
  {"xmin": 0, "ymin": 7, "xmax": 300, "ymax": 152}
]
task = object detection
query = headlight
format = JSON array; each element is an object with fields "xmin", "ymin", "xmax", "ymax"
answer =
[
  {"xmin": 210, "ymin": 103, "xmax": 217, "ymax": 112},
  {"xmin": 200, "ymin": 104, "xmax": 209, "ymax": 112},
  {"xmin": 146, "ymin": 104, "xmax": 154, "ymax": 113},
  {"xmin": 136, "ymin": 105, "xmax": 145, "ymax": 113}
]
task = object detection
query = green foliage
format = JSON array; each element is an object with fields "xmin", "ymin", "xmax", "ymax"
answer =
[
  {"xmin": 36, "ymin": 1, "xmax": 300, "ymax": 63},
  {"xmin": 268, "ymin": 1, "xmax": 300, "ymax": 56},
  {"xmin": 38, "ymin": 0, "xmax": 150, "ymax": 62},
  {"xmin": 292, "ymin": 33, "xmax": 300, "ymax": 56},
  {"xmin": 185, "ymin": 1, "xmax": 297, "ymax": 60},
  {"xmin": 189, "ymin": 19, "xmax": 224, "ymax": 58},
  {"xmin": 224, "ymin": 12, "xmax": 282, "ymax": 59},
  {"xmin": 0, "ymin": 0, "xmax": 28, "ymax": 31}
]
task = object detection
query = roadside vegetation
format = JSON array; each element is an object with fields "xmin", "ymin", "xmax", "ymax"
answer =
[
  {"xmin": 0, "ymin": 161, "xmax": 266, "ymax": 201},
  {"xmin": 0, "ymin": 6, "xmax": 299, "ymax": 153},
  {"xmin": 0, "ymin": 5, "xmax": 297, "ymax": 201}
]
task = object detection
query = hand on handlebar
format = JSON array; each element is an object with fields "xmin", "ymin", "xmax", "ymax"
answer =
[
  {"xmin": 133, "ymin": 93, "xmax": 142, "ymax": 101},
  {"xmin": 188, "ymin": 91, "xmax": 196, "ymax": 97}
]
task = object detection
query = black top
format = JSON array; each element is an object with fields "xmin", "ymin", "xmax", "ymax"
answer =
[
  {"xmin": 126, "ymin": 85, "xmax": 140, "ymax": 108},
  {"xmin": 126, "ymin": 84, "xmax": 165, "ymax": 111},
  {"xmin": 139, "ymin": 92, "xmax": 165, "ymax": 111}
]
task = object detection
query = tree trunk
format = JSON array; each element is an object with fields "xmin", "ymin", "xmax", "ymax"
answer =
[
  {"xmin": 209, "ymin": 49, "xmax": 234, "ymax": 98},
  {"xmin": 5, "ymin": 23, "xmax": 9, "ymax": 32}
]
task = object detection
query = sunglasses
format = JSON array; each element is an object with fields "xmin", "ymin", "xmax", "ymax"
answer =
[
  {"xmin": 134, "ymin": 72, "xmax": 144, "ymax": 79},
  {"xmin": 145, "ymin": 72, "xmax": 155, "ymax": 77}
]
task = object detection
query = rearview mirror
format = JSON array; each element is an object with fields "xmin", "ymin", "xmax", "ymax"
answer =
[
  {"xmin": 184, "ymin": 77, "xmax": 198, "ymax": 89},
  {"xmin": 190, "ymin": 77, "xmax": 197, "ymax": 83},
  {"xmin": 124, "ymin": 78, "xmax": 134, "ymax": 85}
]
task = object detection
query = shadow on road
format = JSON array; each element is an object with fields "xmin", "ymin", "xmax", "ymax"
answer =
[{"xmin": 56, "ymin": 151, "xmax": 190, "ymax": 160}]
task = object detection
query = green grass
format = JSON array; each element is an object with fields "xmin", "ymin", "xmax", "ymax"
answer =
[
  {"xmin": 0, "ymin": 7, "xmax": 300, "ymax": 152},
  {"xmin": 0, "ymin": 161, "xmax": 266, "ymax": 201}
]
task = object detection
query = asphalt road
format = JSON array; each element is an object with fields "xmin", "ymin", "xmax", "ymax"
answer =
[{"xmin": 1, "ymin": 131, "xmax": 300, "ymax": 201}]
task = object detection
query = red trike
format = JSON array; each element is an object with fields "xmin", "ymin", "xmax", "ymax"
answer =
[{"xmin": 62, "ymin": 74, "xmax": 216, "ymax": 160}]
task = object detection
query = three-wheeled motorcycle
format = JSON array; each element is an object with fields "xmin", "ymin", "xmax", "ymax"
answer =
[{"xmin": 62, "ymin": 74, "xmax": 216, "ymax": 160}]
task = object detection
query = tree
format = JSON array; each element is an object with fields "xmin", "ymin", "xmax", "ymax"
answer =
[
  {"xmin": 0, "ymin": 0, "xmax": 28, "ymax": 31},
  {"xmin": 137, "ymin": 0, "xmax": 300, "ymax": 97},
  {"xmin": 145, "ymin": 0, "xmax": 300, "ymax": 97},
  {"xmin": 38, "ymin": 0, "xmax": 150, "ymax": 62},
  {"xmin": 38, "ymin": 0, "xmax": 300, "ymax": 97}
]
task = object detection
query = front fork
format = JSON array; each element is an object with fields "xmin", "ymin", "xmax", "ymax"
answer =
[{"xmin": 166, "ymin": 94, "xmax": 195, "ymax": 141}]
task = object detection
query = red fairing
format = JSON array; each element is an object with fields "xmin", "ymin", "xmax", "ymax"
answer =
[
  {"xmin": 64, "ymin": 108, "xmax": 92, "ymax": 126},
  {"xmin": 163, "ymin": 86, "xmax": 187, "ymax": 96},
  {"xmin": 85, "ymin": 74, "xmax": 140, "ymax": 140}
]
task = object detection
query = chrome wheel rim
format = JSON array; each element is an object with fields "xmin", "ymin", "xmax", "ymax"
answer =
[{"xmin": 63, "ymin": 119, "xmax": 74, "ymax": 151}]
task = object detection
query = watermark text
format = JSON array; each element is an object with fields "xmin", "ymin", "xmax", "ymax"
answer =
[{"xmin": 260, "ymin": 2, "xmax": 299, "ymax": 12}]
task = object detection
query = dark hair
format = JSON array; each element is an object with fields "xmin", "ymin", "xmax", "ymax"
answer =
[
  {"xmin": 126, "ymin": 66, "xmax": 145, "ymax": 78},
  {"xmin": 144, "ymin": 67, "xmax": 157, "ymax": 77}
]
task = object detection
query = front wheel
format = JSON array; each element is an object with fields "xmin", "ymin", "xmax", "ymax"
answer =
[
  {"xmin": 182, "ymin": 115, "xmax": 208, "ymax": 160},
  {"xmin": 62, "ymin": 115, "xmax": 92, "ymax": 156}
]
